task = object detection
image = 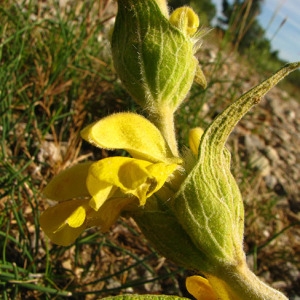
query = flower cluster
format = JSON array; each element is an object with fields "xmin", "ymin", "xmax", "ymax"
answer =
[{"xmin": 40, "ymin": 113, "xmax": 181, "ymax": 246}]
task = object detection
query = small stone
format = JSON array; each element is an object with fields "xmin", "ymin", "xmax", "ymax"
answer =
[
  {"xmin": 285, "ymin": 109, "xmax": 296, "ymax": 122},
  {"xmin": 249, "ymin": 151, "xmax": 271, "ymax": 176},
  {"xmin": 265, "ymin": 174, "xmax": 277, "ymax": 189},
  {"xmin": 264, "ymin": 146, "xmax": 279, "ymax": 165},
  {"xmin": 244, "ymin": 134, "xmax": 265, "ymax": 153},
  {"xmin": 272, "ymin": 280, "xmax": 289, "ymax": 290},
  {"xmin": 275, "ymin": 129, "xmax": 291, "ymax": 143}
]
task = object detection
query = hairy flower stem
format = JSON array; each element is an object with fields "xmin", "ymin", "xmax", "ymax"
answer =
[
  {"xmin": 149, "ymin": 107, "xmax": 179, "ymax": 157},
  {"xmin": 213, "ymin": 262, "xmax": 288, "ymax": 300}
]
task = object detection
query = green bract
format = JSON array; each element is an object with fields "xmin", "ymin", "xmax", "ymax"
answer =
[
  {"xmin": 170, "ymin": 62, "xmax": 300, "ymax": 271},
  {"xmin": 111, "ymin": 0, "xmax": 199, "ymax": 112},
  {"xmin": 133, "ymin": 210, "xmax": 212, "ymax": 272}
]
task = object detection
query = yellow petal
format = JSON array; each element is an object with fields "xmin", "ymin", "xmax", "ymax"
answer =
[
  {"xmin": 117, "ymin": 159, "xmax": 152, "ymax": 189},
  {"xmin": 40, "ymin": 199, "xmax": 88, "ymax": 246},
  {"xmin": 207, "ymin": 275, "xmax": 239, "ymax": 300},
  {"xmin": 144, "ymin": 162, "xmax": 178, "ymax": 198},
  {"xmin": 43, "ymin": 162, "xmax": 92, "ymax": 201},
  {"xmin": 87, "ymin": 157, "xmax": 177, "ymax": 208},
  {"xmin": 186, "ymin": 275, "xmax": 240, "ymax": 300},
  {"xmin": 87, "ymin": 181, "xmax": 117, "ymax": 211},
  {"xmin": 186, "ymin": 276, "xmax": 217, "ymax": 300},
  {"xmin": 80, "ymin": 112, "xmax": 176, "ymax": 163},
  {"xmin": 189, "ymin": 127, "xmax": 204, "ymax": 156},
  {"xmin": 67, "ymin": 206, "xmax": 86, "ymax": 228},
  {"xmin": 87, "ymin": 197, "xmax": 136, "ymax": 232},
  {"xmin": 87, "ymin": 157, "xmax": 151, "ymax": 209},
  {"xmin": 40, "ymin": 196, "xmax": 135, "ymax": 245}
]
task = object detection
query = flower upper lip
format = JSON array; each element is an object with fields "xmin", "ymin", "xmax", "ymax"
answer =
[{"xmin": 80, "ymin": 112, "xmax": 182, "ymax": 164}]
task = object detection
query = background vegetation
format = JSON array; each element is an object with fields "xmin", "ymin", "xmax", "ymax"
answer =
[{"xmin": 0, "ymin": 0, "xmax": 299, "ymax": 299}]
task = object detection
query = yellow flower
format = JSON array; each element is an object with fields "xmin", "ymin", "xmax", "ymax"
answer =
[
  {"xmin": 186, "ymin": 275, "xmax": 239, "ymax": 300},
  {"xmin": 40, "ymin": 113, "xmax": 181, "ymax": 246}
]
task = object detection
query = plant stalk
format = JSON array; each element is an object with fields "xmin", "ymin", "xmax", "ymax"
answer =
[
  {"xmin": 212, "ymin": 261, "xmax": 288, "ymax": 300},
  {"xmin": 149, "ymin": 106, "xmax": 179, "ymax": 157}
]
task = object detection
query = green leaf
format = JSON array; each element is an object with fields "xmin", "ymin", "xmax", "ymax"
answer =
[
  {"xmin": 133, "ymin": 210, "xmax": 212, "ymax": 272},
  {"xmin": 171, "ymin": 62, "xmax": 300, "ymax": 264}
]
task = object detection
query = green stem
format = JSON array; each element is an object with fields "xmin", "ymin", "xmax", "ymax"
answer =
[
  {"xmin": 214, "ymin": 261, "xmax": 288, "ymax": 300},
  {"xmin": 149, "ymin": 106, "xmax": 179, "ymax": 157}
]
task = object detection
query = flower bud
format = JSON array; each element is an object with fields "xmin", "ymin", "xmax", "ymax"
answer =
[
  {"xmin": 111, "ymin": 0, "xmax": 199, "ymax": 112},
  {"xmin": 169, "ymin": 6, "xmax": 199, "ymax": 36}
]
